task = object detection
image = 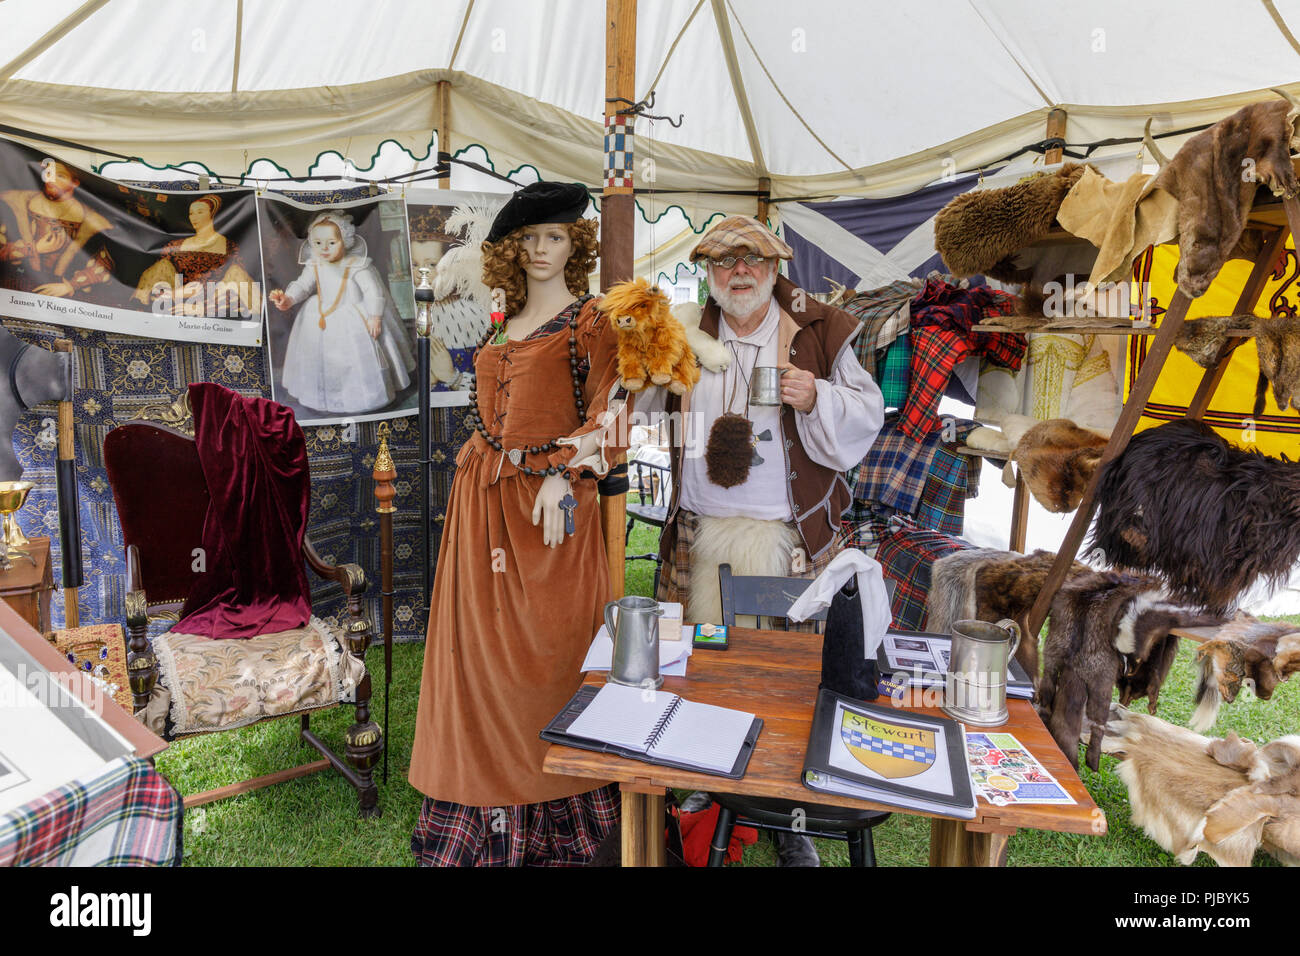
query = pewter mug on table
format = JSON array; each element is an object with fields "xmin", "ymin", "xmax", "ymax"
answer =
[
  {"xmin": 942, "ymin": 618, "xmax": 1021, "ymax": 727},
  {"xmin": 749, "ymin": 366, "xmax": 787, "ymax": 407},
  {"xmin": 605, "ymin": 595, "xmax": 664, "ymax": 690}
]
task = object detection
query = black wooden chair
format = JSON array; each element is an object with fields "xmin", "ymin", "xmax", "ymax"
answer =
[
  {"xmin": 624, "ymin": 458, "xmax": 671, "ymax": 593},
  {"xmin": 709, "ymin": 562, "xmax": 892, "ymax": 867}
]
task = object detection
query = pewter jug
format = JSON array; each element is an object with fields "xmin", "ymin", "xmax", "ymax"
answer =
[
  {"xmin": 942, "ymin": 618, "xmax": 1021, "ymax": 727},
  {"xmin": 605, "ymin": 596, "xmax": 664, "ymax": 690}
]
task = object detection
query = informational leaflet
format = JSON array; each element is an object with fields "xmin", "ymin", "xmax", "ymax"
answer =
[{"xmin": 965, "ymin": 731, "xmax": 1076, "ymax": 806}]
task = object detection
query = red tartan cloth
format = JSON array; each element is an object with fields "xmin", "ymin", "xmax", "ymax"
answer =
[
  {"xmin": 874, "ymin": 524, "xmax": 972, "ymax": 631},
  {"xmin": 900, "ymin": 280, "xmax": 1025, "ymax": 440}
]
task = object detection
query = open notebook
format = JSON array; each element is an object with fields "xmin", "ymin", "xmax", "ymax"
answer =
[{"xmin": 541, "ymin": 683, "xmax": 762, "ymax": 778}]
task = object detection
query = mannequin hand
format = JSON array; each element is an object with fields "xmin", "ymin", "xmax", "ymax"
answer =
[
  {"xmin": 778, "ymin": 364, "xmax": 818, "ymax": 413},
  {"xmin": 367, "ymin": 316, "xmax": 382, "ymax": 339},
  {"xmin": 531, "ymin": 472, "xmax": 572, "ymax": 548},
  {"xmin": 430, "ymin": 337, "xmax": 458, "ymax": 383}
]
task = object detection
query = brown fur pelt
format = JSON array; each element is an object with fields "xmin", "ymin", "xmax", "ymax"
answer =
[
  {"xmin": 1174, "ymin": 315, "xmax": 1246, "ymax": 368},
  {"xmin": 1102, "ymin": 705, "xmax": 1300, "ymax": 866},
  {"xmin": 703, "ymin": 413, "xmax": 754, "ymax": 488},
  {"xmin": 924, "ymin": 548, "xmax": 1016, "ymax": 637},
  {"xmin": 973, "ymin": 549, "xmax": 1092, "ymax": 676},
  {"xmin": 1038, "ymin": 570, "xmax": 1183, "ymax": 771},
  {"xmin": 934, "ymin": 164, "xmax": 1090, "ymax": 282},
  {"xmin": 1151, "ymin": 99, "xmax": 1300, "ymax": 298},
  {"xmin": 1192, "ymin": 614, "xmax": 1300, "ymax": 730},
  {"xmin": 1254, "ymin": 316, "xmax": 1300, "ymax": 414},
  {"xmin": 1088, "ymin": 419, "xmax": 1300, "ymax": 615},
  {"xmin": 597, "ymin": 278, "xmax": 699, "ymax": 395},
  {"xmin": 1010, "ymin": 419, "xmax": 1109, "ymax": 513}
]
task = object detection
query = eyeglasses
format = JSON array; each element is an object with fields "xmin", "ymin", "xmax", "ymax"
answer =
[{"xmin": 707, "ymin": 253, "xmax": 769, "ymax": 270}]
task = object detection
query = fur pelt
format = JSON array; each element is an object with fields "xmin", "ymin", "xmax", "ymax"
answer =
[
  {"xmin": 1174, "ymin": 315, "xmax": 1246, "ymax": 368},
  {"xmin": 1011, "ymin": 418, "xmax": 1109, "ymax": 513},
  {"xmin": 1254, "ymin": 316, "xmax": 1300, "ymax": 414},
  {"xmin": 1192, "ymin": 614, "xmax": 1300, "ymax": 730},
  {"xmin": 973, "ymin": 549, "xmax": 1093, "ymax": 676},
  {"xmin": 934, "ymin": 164, "xmax": 1091, "ymax": 282},
  {"xmin": 672, "ymin": 302, "xmax": 731, "ymax": 374},
  {"xmin": 598, "ymin": 278, "xmax": 699, "ymax": 395},
  {"xmin": 1089, "ymin": 419, "xmax": 1300, "ymax": 615},
  {"xmin": 925, "ymin": 548, "xmax": 1016, "ymax": 636},
  {"xmin": 686, "ymin": 515, "xmax": 801, "ymax": 627},
  {"xmin": 1102, "ymin": 705, "xmax": 1300, "ymax": 866},
  {"xmin": 1151, "ymin": 98, "xmax": 1300, "ymax": 298},
  {"xmin": 1038, "ymin": 570, "xmax": 1172, "ymax": 770}
]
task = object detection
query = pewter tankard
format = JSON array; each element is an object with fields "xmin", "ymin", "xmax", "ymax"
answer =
[
  {"xmin": 942, "ymin": 618, "xmax": 1021, "ymax": 727},
  {"xmin": 605, "ymin": 596, "xmax": 664, "ymax": 690},
  {"xmin": 748, "ymin": 367, "xmax": 786, "ymax": 406}
]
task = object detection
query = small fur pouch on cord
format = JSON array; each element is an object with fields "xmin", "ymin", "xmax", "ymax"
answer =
[
  {"xmin": 1149, "ymin": 97, "xmax": 1300, "ymax": 298},
  {"xmin": 1088, "ymin": 419, "xmax": 1300, "ymax": 615},
  {"xmin": 1102, "ymin": 705, "xmax": 1300, "ymax": 867},
  {"xmin": 934, "ymin": 164, "xmax": 1090, "ymax": 283},
  {"xmin": 1192, "ymin": 615, "xmax": 1300, "ymax": 730}
]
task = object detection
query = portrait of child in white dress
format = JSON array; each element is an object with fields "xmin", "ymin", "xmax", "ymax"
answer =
[{"xmin": 268, "ymin": 209, "xmax": 416, "ymax": 418}]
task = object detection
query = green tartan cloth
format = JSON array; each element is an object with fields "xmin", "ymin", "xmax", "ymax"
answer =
[{"xmin": 877, "ymin": 334, "xmax": 911, "ymax": 409}]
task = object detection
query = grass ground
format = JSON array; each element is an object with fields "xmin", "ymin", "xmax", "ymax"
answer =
[{"xmin": 159, "ymin": 524, "xmax": 1299, "ymax": 866}]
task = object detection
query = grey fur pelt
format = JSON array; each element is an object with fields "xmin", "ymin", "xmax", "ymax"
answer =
[{"xmin": 925, "ymin": 548, "xmax": 1016, "ymax": 636}]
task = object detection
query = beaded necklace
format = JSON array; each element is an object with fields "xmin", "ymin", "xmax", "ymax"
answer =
[{"xmin": 464, "ymin": 299, "xmax": 588, "ymax": 478}]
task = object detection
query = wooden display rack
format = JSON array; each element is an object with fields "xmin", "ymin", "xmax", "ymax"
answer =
[{"xmin": 1017, "ymin": 194, "xmax": 1300, "ymax": 638}]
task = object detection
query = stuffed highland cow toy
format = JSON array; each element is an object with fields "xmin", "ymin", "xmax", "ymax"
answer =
[{"xmin": 598, "ymin": 278, "xmax": 700, "ymax": 394}]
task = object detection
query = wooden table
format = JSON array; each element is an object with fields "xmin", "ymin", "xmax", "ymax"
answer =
[
  {"xmin": 543, "ymin": 627, "xmax": 1105, "ymax": 866},
  {"xmin": 0, "ymin": 536, "xmax": 53, "ymax": 635}
]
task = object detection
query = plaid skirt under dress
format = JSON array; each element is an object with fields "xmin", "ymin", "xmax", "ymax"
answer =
[{"xmin": 411, "ymin": 785, "xmax": 620, "ymax": 867}]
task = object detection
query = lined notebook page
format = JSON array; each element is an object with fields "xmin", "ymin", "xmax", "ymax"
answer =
[
  {"xmin": 565, "ymin": 684, "xmax": 677, "ymax": 752},
  {"xmin": 650, "ymin": 700, "xmax": 756, "ymax": 773}
]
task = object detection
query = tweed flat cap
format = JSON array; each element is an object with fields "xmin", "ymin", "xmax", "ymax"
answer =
[
  {"xmin": 690, "ymin": 215, "xmax": 793, "ymax": 262},
  {"xmin": 487, "ymin": 181, "xmax": 591, "ymax": 243}
]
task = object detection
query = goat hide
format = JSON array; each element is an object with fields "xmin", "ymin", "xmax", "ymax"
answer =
[
  {"xmin": 1011, "ymin": 418, "xmax": 1109, "ymax": 513},
  {"xmin": 973, "ymin": 549, "xmax": 1091, "ymax": 676},
  {"xmin": 1088, "ymin": 419, "xmax": 1300, "ymax": 615},
  {"xmin": 1151, "ymin": 98, "xmax": 1300, "ymax": 298},
  {"xmin": 1192, "ymin": 614, "xmax": 1300, "ymax": 730},
  {"xmin": 1101, "ymin": 706, "xmax": 1299, "ymax": 866},
  {"xmin": 934, "ymin": 164, "xmax": 1090, "ymax": 283},
  {"xmin": 1038, "ymin": 570, "xmax": 1167, "ymax": 771}
]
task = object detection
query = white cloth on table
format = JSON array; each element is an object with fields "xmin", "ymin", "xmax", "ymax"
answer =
[{"xmin": 786, "ymin": 548, "xmax": 892, "ymax": 657}]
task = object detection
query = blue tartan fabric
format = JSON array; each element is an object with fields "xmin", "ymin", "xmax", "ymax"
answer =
[
  {"xmin": 874, "ymin": 524, "xmax": 972, "ymax": 631},
  {"xmin": 849, "ymin": 413, "xmax": 977, "ymax": 520},
  {"xmin": 0, "ymin": 756, "xmax": 182, "ymax": 866},
  {"xmin": 915, "ymin": 443, "xmax": 972, "ymax": 536},
  {"xmin": 876, "ymin": 334, "xmax": 911, "ymax": 409}
]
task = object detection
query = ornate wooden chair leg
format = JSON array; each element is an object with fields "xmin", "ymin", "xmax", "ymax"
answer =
[
  {"xmin": 124, "ymin": 589, "xmax": 157, "ymax": 714},
  {"xmin": 342, "ymin": 601, "xmax": 381, "ymax": 817}
]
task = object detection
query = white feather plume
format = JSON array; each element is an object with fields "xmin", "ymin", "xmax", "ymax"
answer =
[{"xmin": 433, "ymin": 201, "xmax": 503, "ymax": 309}]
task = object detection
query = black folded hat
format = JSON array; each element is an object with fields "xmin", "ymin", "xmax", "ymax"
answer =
[{"xmin": 486, "ymin": 181, "xmax": 590, "ymax": 243}]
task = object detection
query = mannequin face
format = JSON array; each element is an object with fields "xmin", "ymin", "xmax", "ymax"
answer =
[
  {"xmin": 517, "ymin": 223, "xmax": 573, "ymax": 283},
  {"xmin": 310, "ymin": 222, "xmax": 345, "ymax": 263}
]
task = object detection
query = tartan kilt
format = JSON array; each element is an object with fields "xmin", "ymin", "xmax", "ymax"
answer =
[
  {"xmin": 411, "ymin": 784, "xmax": 620, "ymax": 867},
  {"xmin": 656, "ymin": 509, "xmax": 844, "ymax": 632}
]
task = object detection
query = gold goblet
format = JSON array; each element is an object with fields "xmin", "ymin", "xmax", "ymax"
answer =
[{"xmin": 0, "ymin": 480, "xmax": 35, "ymax": 571}]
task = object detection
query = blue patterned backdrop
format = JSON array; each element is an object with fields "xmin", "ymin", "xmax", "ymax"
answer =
[{"xmin": 6, "ymin": 185, "xmax": 467, "ymax": 641}]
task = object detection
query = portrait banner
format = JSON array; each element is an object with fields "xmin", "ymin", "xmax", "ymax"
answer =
[
  {"xmin": 405, "ymin": 187, "xmax": 506, "ymax": 408},
  {"xmin": 260, "ymin": 191, "xmax": 419, "ymax": 427},
  {"xmin": 0, "ymin": 137, "xmax": 264, "ymax": 346}
]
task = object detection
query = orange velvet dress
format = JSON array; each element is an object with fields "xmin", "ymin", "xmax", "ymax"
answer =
[{"xmin": 409, "ymin": 297, "xmax": 629, "ymax": 819}]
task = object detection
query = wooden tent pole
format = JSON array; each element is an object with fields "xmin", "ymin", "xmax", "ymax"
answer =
[
  {"xmin": 757, "ymin": 176, "xmax": 771, "ymax": 223},
  {"xmin": 600, "ymin": 0, "xmax": 636, "ymax": 600},
  {"xmin": 436, "ymin": 80, "xmax": 451, "ymax": 190},
  {"xmin": 1044, "ymin": 109, "xmax": 1067, "ymax": 165}
]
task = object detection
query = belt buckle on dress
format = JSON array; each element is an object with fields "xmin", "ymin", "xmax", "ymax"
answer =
[{"xmin": 507, "ymin": 448, "xmax": 523, "ymax": 467}]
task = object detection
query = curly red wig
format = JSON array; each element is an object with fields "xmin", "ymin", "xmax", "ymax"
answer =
[{"xmin": 479, "ymin": 218, "xmax": 599, "ymax": 316}]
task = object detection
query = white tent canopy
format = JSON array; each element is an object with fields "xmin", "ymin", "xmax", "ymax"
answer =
[{"xmin": 5, "ymin": 0, "xmax": 1300, "ymax": 227}]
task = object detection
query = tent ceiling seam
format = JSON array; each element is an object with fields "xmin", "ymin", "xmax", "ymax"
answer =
[
  {"xmin": 967, "ymin": 0, "xmax": 1054, "ymax": 108},
  {"xmin": 724, "ymin": 0, "xmax": 857, "ymax": 177},
  {"xmin": 0, "ymin": 0, "xmax": 110, "ymax": 84},
  {"xmin": 231, "ymin": 0, "xmax": 244, "ymax": 94},
  {"xmin": 640, "ymin": 0, "xmax": 707, "ymax": 100},
  {"xmin": 1262, "ymin": 0, "xmax": 1300, "ymax": 59},
  {"xmin": 709, "ymin": 0, "xmax": 766, "ymax": 176},
  {"xmin": 448, "ymin": 0, "xmax": 476, "ymax": 72}
]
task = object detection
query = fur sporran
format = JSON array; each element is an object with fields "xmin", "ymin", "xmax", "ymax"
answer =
[
  {"xmin": 686, "ymin": 515, "xmax": 800, "ymax": 626},
  {"xmin": 704, "ymin": 412, "xmax": 754, "ymax": 488}
]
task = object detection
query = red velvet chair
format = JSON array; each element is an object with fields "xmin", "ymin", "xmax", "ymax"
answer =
[{"xmin": 103, "ymin": 393, "xmax": 381, "ymax": 817}]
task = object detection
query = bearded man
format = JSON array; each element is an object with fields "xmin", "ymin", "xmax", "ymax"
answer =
[{"xmin": 651, "ymin": 216, "xmax": 883, "ymax": 866}]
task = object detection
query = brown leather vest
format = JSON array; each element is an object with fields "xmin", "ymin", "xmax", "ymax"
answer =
[{"xmin": 659, "ymin": 274, "xmax": 862, "ymax": 563}]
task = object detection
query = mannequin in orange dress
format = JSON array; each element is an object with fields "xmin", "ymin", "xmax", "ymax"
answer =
[{"xmin": 408, "ymin": 182, "xmax": 630, "ymax": 866}]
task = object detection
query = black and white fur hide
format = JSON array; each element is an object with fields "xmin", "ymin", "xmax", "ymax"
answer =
[{"xmin": 1088, "ymin": 419, "xmax": 1300, "ymax": 615}]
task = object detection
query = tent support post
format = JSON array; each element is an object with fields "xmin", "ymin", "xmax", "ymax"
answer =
[
  {"xmin": 757, "ymin": 177, "xmax": 771, "ymax": 222},
  {"xmin": 1045, "ymin": 109, "xmax": 1067, "ymax": 164},
  {"xmin": 437, "ymin": 80, "xmax": 451, "ymax": 190},
  {"xmin": 601, "ymin": 0, "xmax": 636, "ymax": 599}
]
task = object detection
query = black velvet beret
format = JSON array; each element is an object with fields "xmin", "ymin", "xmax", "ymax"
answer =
[{"xmin": 486, "ymin": 181, "xmax": 590, "ymax": 243}]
